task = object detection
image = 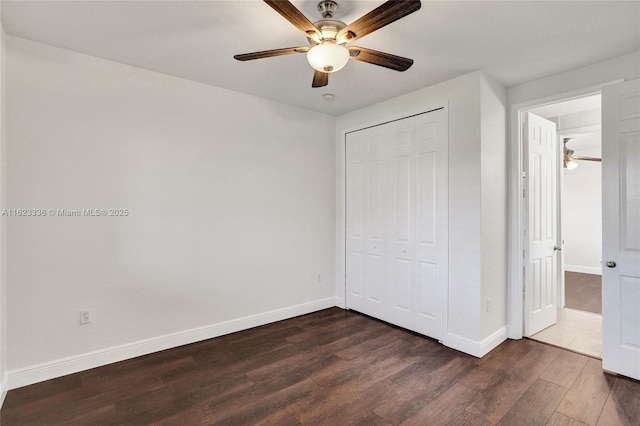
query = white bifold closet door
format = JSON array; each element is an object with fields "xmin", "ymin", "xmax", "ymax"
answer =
[{"xmin": 345, "ymin": 108, "xmax": 448, "ymax": 340}]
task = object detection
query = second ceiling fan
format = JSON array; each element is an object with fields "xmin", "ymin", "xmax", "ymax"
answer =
[
  {"xmin": 563, "ymin": 138, "xmax": 601, "ymax": 170},
  {"xmin": 234, "ymin": 0, "xmax": 421, "ymax": 88}
]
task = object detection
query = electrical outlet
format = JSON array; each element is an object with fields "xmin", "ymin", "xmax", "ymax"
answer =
[
  {"xmin": 316, "ymin": 273, "xmax": 322, "ymax": 282},
  {"xmin": 80, "ymin": 309, "xmax": 91, "ymax": 325},
  {"xmin": 486, "ymin": 298, "xmax": 492, "ymax": 313}
]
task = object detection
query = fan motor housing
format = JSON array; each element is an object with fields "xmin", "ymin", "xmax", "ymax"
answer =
[{"xmin": 308, "ymin": 19, "xmax": 347, "ymax": 44}]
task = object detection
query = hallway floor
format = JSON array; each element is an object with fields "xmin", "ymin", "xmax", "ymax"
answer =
[{"xmin": 531, "ymin": 308, "xmax": 602, "ymax": 358}]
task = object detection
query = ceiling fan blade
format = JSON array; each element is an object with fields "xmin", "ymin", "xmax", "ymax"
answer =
[
  {"xmin": 339, "ymin": 0, "xmax": 421, "ymax": 42},
  {"xmin": 572, "ymin": 156, "xmax": 602, "ymax": 162},
  {"xmin": 234, "ymin": 46, "xmax": 309, "ymax": 61},
  {"xmin": 263, "ymin": 0, "xmax": 321, "ymax": 38},
  {"xmin": 348, "ymin": 47, "xmax": 413, "ymax": 71},
  {"xmin": 312, "ymin": 70, "xmax": 329, "ymax": 88}
]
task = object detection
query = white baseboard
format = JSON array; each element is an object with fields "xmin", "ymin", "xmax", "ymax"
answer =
[
  {"xmin": 443, "ymin": 326, "xmax": 508, "ymax": 358},
  {"xmin": 6, "ymin": 297, "xmax": 338, "ymax": 390},
  {"xmin": 565, "ymin": 265, "xmax": 602, "ymax": 275},
  {"xmin": 0, "ymin": 373, "xmax": 7, "ymax": 409}
]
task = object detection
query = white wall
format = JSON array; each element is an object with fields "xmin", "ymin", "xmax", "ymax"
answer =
[
  {"xmin": 6, "ymin": 37, "xmax": 336, "ymax": 381},
  {"xmin": 480, "ymin": 74, "xmax": 508, "ymax": 339},
  {"xmin": 336, "ymin": 71, "xmax": 508, "ymax": 355},
  {"xmin": 563, "ymin": 143, "xmax": 602, "ymax": 275},
  {"xmin": 509, "ymin": 51, "xmax": 640, "ymax": 106}
]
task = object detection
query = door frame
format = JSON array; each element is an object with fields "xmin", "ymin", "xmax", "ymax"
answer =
[{"xmin": 507, "ymin": 81, "xmax": 623, "ymax": 339}]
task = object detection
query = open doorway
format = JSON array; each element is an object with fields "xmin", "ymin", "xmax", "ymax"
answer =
[{"xmin": 526, "ymin": 94, "xmax": 603, "ymax": 358}]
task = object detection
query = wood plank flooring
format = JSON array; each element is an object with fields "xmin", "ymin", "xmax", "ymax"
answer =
[
  {"xmin": 2, "ymin": 308, "xmax": 639, "ymax": 425},
  {"xmin": 565, "ymin": 272, "xmax": 602, "ymax": 314}
]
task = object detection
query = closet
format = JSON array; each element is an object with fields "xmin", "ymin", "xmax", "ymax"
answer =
[{"xmin": 345, "ymin": 107, "xmax": 448, "ymax": 340}]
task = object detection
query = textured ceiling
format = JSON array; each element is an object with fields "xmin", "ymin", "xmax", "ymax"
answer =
[{"xmin": 2, "ymin": 1, "xmax": 639, "ymax": 116}]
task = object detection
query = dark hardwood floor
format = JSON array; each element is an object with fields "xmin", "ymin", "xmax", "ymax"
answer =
[
  {"xmin": 565, "ymin": 271, "xmax": 602, "ymax": 314},
  {"xmin": 3, "ymin": 308, "xmax": 639, "ymax": 425}
]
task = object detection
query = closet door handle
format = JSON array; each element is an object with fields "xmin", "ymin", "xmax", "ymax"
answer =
[
  {"xmin": 605, "ymin": 260, "xmax": 617, "ymax": 268},
  {"xmin": 554, "ymin": 246, "xmax": 562, "ymax": 251}
]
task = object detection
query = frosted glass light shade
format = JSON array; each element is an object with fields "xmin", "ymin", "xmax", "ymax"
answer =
[
  {"xmin": 307, "ymin": 43, "xmax": 349, "ymax": 73},
  {"xmin": 566, "ymin": 160, "xmax": 579, "ymax": 170}
]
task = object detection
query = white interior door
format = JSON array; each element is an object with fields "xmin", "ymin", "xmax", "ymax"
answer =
[
  {"xmin": 387, "ymin": 118, "xmax": 415, "ymax": 330},
  {"xmin": 412, "ymin": 112, "xmax": 448, "ymax": 338},
  {"xmin": 525, "ymin": 112, "xmax": 559, "ymax": 336},
  {"xmin": 345, "ymin": 125, "xmax": 387, "ymax": 320},
  {"xmin": 602, "ymin": 79, "xmax": 640, "ymax": 380},
  {"xmin": 345, "ymin": 108, "xmax": 448, "ymax": 340}
]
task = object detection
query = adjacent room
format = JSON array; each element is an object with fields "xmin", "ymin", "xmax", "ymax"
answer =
[{"xmin": 0, "ymin": 1, "xmax": 638, "ymax": 424}]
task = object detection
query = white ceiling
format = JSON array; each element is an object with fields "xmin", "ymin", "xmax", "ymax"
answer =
[
  {"xmin": 530, "ymin": 94, "xmax": 601, "ymax": 120},
  {"xmin": 2, "ymin": 1, "xmax": 639, "ymax": 116}
]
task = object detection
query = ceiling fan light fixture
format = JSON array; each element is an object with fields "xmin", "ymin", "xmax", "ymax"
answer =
[
  {"xmin": 307, "ymin": 42, "xmax": 349, "ymax": 73},
  {"xmin": 235, "ymin": 0, "xmax": 420, "ymax": 88},
  {"xmin": 566, "ymin": 160, "xmax": 579, "ymax": 170}
]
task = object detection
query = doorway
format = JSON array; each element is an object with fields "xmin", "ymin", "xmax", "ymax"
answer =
[{"xmin": 525, "ymin": 94, "xmax": 603, "ymax": 358}]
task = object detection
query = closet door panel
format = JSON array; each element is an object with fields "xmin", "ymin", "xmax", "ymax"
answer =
[
  {"xmin": 364, "ymin": 131, "xmax": 386, "ymax": 317},
  {"xmin": 388, "ymin": 121, "xmax": 415, "ymax": 327},
  {"xmin": 346, "ymin": 134, "xmax": 367, "ymax": 309},
  {"xmin": 416, "ymin": 261, "xmax": 437, "ymax": 319},
  {"xmin": 413, "ymin": 109, "xmax": 448, "ymax": 338}
]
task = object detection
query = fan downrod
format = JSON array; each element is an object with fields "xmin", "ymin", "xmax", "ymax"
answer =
[{"xmin": 318, "ymin": 1, "xmax": 338, "ymax": 19}]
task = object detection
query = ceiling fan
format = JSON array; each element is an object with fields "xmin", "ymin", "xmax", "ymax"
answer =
[
  {"xmin": 234, "ymin": 0, "xmax": 421, "ymax": 88},
  {"xmin": 563, "ymin": 138, "xmax": 601, "ymax": 170}
]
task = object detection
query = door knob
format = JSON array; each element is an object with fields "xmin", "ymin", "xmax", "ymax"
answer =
[
  {"xmin": 554, "ymin": 246, "xmax": 562, "ymax": 251},
  {"xmin": 606, "ymin": 260, "xmax": 617, "ymax": 268}
]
